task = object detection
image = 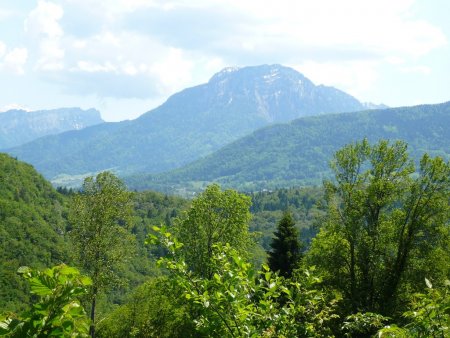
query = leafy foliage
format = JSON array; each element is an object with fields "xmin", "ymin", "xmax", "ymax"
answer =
[
  {"xmin": 174, "ymin": 184, "xmax": 253, "ymax": 278},
  {"xmin": 306, "ymin": 139, "xmax": 450, "ymax": 316},
  {"xmin": 0, "ymin": 264, "xmax": 91, "ymax": 337},
  {"xmin": 150, "ymin": 226, "xmax": 340, "ymax": 337},
  {"xmin": 69, "ymin": 172, "xmax": 135, "ymax": 336},
  {"xmin": 96, "ymin": 277, "xmax": 196, "ymax": 338},
  {"xmin": 378, "ymin": 279, "xmax": 450, "ymax": 338}
]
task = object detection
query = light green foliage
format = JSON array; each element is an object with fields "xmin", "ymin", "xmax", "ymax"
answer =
[
  {"xmin": 341, "ymin": 312, "xmax": 389, "ymax": 337},
  {"xmin": 96, "ymin": 277, "xmax": 196, "ymax": 338},
  {"xmin": 378, "ymin": 279, "xmax": 450, "ymax": 338},
  {"xmin": 174, "ymin": 184, "xmax": 253, "ymax": 278},
  {"xmin": 69, "ymin": 172, "xmax": 135, "ymax": 335},
  {"xmin": 307, "ymin": 139, "xmax": 450, "ymax": 315},
  {"xmin": 150, "ymin": 226, "xmax": 339, "ymax": 337},
  {"xmin": 69, "ymin": 172, "xmax": 135, "ymax": 291},
  {"xmin": 0, "ymin": 264, "xmax": 91, "ymax": 337}
]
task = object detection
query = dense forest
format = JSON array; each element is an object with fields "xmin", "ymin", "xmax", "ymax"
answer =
[
  {"xmin": 1, "ymin": 138, "xmax": 449, "ymax": 337},
  {"xmin": 128, "ymin": 101, "xmax": 450, "ymax": 193}
]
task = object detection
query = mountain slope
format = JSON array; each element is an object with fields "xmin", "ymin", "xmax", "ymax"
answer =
[
  {"xmin": 0, "ymin": 153, "xmax": 70, "ymax": 311},
  {"xmin": 0, "ymin": 107, "xmax": 103, "ymax": 149},
  {"xmin": 127, "ymin": 102, "xmax": 450, "ymax": 192},
  {"xmin": 6, "ymin": 65, "xmax": 368, "ymax": 180}
]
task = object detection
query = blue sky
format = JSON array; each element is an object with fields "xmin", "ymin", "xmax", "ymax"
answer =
[{"xmin": 0, "ymin": 0, "xmax": 449, "ymax": 121}]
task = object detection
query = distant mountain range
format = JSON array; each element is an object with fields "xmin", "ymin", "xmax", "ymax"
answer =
[
  {"xmin": 0, "ymin": 108, "xmax": 103, "ymax": 149},
  {"xmin": 6, "ymin": 65, "xmax": 373, "ymax": 180},
  {"xmin": 126, "ymin": 102, "xmax": 450, "ymax": 192}
]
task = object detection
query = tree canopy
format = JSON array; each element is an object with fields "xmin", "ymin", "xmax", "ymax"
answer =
[
  {"xmin": 306, "ymin": 139, "xmax": 450, "ymax": 316},
  {"xmin": 174, "ymin": 184, "xmax": 252, "ymax": 278}
]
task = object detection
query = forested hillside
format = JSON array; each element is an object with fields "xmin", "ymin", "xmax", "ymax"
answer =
[
  {"xmin": 0, "ymin": 153, "xmax": 323, "ymax": 315},
  {"xmin": 6, "ymin": 65, "xmax": 368, "ymax": 181},
  {"xmin": 0, "ymin": 154, "xmax": 69, "ymax": 312},
  {"xmin": 1, "ymin": 138, "xmax": 449, "ymax": 337},
  {"xmin": 129, "ymin": 101, "xmax": 450, "ymax": 192},
  {"xmin": 0, "ymin": 154, "xmax": 191, "ymax": 313}
]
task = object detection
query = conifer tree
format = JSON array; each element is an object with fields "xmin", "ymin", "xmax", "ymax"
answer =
[{"xmin": 268, "ymin": 211, "xmax": 303, "ymax": 278}]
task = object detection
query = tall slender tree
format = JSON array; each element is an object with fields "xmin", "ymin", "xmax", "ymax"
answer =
[
  {"xmin": 268, "ymin": 211, "xmax": 303, "ymax": 278},
  {"xmin": 69, "ymin": 172, "xmax": 135, "ymax": 338}
]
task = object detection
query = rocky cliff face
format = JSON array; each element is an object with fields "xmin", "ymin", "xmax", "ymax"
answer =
[{"xmin": 0, "ymin": 107, "xmax": 103, "ymax": 149}]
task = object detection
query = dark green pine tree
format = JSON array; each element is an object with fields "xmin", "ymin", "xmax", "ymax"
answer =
[{"xmin": 268, "ymin": 211, "xmax": 303, "ymax": 278}]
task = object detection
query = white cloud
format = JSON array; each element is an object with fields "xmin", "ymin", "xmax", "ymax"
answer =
[
  {"xmin": 25, "ymin": 1, "xmax": 65, "ymax": 71},
  {"xmin": 25, "ymin": 1, "xmax": 64, "ymax": 38},
  {"xmin": 2, "ymin": 48, "xmax": 28, "ymax": 74},
  {"xmin": 76, "ymin": 60, "xmax": 117, "ymax": 73},
  {"xmin": 0, "ymin": 103, "xmax": 32, "ymax": 112},
  {"xmin": 400, "ymin": 65, "xmax": 431, "ymax": 75},
  {"xmin": 0, "ymin": 8, "xmax": 14, "ymax": 21},
  {"xmin": 0, "ymin": 41, "xmax": 6, "ymax": 57},
  {"xmin": 150, "ymin": 48, "xmax": 194, "ymax": 91},
  {"xmin": 3, "ymin": 0, "xmax": 446, "ymax": 117},
  {"xmin": 295, "ymin": 60, "xmax": 380, "ymax": 99}
]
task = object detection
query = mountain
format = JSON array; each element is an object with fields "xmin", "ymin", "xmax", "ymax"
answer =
[
  {"xmin": 0, "ymin": 153, "xmax": 69, "ymax": 312},
  {"xmin": 126, "ymin": 102, "xmax": 450, "ymax": 192},
  {"xmin": 0, "ymin": 107, "xmax": 104, "ymax": 149},
  {"xmin": 6, "ymin": 65, "xmax": 368, "ymax": 180}
]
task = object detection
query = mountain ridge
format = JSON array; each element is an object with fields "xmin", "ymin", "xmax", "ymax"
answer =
[
  {"xmin": 0, "ymin": 107, "xmax": 104, "ymax": 149},
  {"xmin": 125, "ymin": 101, "xmax": 450, "ymax": 192},
  {"xmin": 6, "ymin": 64, "xmax": 370, "ymax": 179}
]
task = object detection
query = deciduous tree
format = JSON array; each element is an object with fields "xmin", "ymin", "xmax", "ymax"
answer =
[
  {"xmin": 306, "ymin": 139, "xmax": 450, "ymax": 315},
  {"xmin": 69, "ymin": 172, "xmax": 134, "ymax": 338},
  {"xmin": 174, "ymin": 184, "xmax": 252, "ymax": 278}
]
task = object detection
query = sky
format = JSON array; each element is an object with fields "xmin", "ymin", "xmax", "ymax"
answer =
[{"xmin": 0, "ymin": 0, "xmax": 449, "ymax": 122}]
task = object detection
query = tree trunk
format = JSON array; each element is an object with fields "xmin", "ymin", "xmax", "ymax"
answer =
[{"xmin": 90, "ymin": 290, "xmax": 97, "ymax": 338}]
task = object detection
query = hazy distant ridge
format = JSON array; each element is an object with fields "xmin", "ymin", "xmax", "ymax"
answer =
[{"xmin": 0, "ymin": 107, "xmax": 103, "ymax": 149}]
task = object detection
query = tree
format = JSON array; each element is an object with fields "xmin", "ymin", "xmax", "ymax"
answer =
[
  {"xmin": 69, "ymin": 172, "xmax": 134, "ymax": 338},
  {"xmin": 306, "ymin": 139, "xmax": 450, "ymax": 315},
  {"xmin": 174, "ymin": 184, "xmax": 252, "ymax": 278},
  {"xmin": 268, "ymin": 211, "xmax": 303, "ymax": 278}
]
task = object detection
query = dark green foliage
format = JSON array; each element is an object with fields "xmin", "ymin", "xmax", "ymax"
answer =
[
  {"xmin": 249, "ymin": 187, "xmax": 325, "ymax": 252},
  {"xmin": 268, "ymin": 211, "xmax": 303, "ymax": 278},
  {"xmin": 0, "ymin": 265, "xmax": 91, "ymax": 337},
  {"xmin": 131, "ymin": 101, "xmax": 450, "ymax": 192},
  {"xmin": 0, "ymin": 153, "xmax": 69, "ymax": 312}
]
